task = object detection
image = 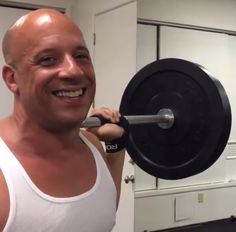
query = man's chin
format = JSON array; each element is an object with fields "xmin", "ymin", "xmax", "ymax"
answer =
[{"xmin": 40, "ymin": 118, "xmax": 82, "ymax": 134}]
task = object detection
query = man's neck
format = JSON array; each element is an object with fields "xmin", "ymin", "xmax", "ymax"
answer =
[{"xmin": 0, "ymin": 115, "xmax": 83, "ymax": 158}]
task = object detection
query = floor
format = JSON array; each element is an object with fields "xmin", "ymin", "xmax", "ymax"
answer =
[{"xmin": 155, "ymin": 216, "xmax": 236, "ymax": 232}]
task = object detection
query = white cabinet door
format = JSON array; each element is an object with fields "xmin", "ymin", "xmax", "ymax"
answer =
[{"xmin": 94, "ymin": 2, "xmax": 137, "ymax": 231}]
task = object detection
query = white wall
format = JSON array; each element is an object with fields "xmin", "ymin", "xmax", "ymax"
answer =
[
  {"xmin": 135, "ymin": 0, "xmax": 236, "ymax": 231},
  {"xmin": 1, "ymin": 0, "xmax": 74, "ymax": 12},
  {"xmin": 138, "ymin": 0, "xmax": 236, "ymax": 31}
]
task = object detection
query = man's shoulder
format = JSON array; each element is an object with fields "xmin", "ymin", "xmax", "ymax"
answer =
[
  {"xmin": 80, "ymin": 129, "xmax": 103, "ymax": 149},
  {"xmin": 80, "ymin": 129, "xmax": 105, "ymax": 158},
  {"xmin": 0, "ymin": 168, "xmax": 10, "ymax": 232}
]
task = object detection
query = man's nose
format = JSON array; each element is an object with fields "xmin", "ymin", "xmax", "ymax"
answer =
[{"xmin": 58, "ymin": 54, "xmax": 84, "ymax": 78}]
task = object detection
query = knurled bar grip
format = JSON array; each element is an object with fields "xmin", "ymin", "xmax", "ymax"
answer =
[{"xmin": 81, "ymin": 108, "xmax": 174, "ymax": 129}]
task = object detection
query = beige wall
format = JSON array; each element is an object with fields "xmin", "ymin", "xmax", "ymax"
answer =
[
  {"xmin": 138, "ymin": 0, "xmax": 236, "ymax": 31},
  {"xmin": 71, "ymin": 0, "xmax": 136, "ymax": 60}
]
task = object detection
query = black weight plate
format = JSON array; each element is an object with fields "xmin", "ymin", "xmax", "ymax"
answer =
[{"xmin": 120, "ymin": 58, "xmax": 231, "ymax": 180}]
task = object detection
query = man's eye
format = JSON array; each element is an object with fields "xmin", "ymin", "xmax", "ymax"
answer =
[
  {"xmin": 39, "ymin": 56, "xmax": 57, "ymax": 66},
  {"xmin": 74, "ymin": 52, "xmax": 90, "ymax": 61}
]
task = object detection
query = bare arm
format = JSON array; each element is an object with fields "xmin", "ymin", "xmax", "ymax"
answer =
[
  {"xmin": 84, "ymin": 107, "xmax": 127, "ymax": 206},
  {"xmin": 105, "ymin": 150, "xmax": 125, "ymax": 204},
  {"xmin": 82, "ymin": 129, "xmax": 125, "ymax": 206},
  {"xmin": 0, "ymin": 169, "xmax": 10, "ymax": 231}
]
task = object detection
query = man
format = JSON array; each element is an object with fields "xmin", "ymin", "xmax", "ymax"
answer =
[{"xmin": 0, "ymin": 8, "xmax": 125, "ymax": 232}]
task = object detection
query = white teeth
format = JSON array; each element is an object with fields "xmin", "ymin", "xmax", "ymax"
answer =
[{"xmin": 55, "ymin": 89, "xmax": 83, "ymax": 97}]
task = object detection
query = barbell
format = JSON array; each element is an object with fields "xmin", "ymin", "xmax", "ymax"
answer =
[{"xmin": 82, "ymin": 58, "xmax": 232, "ymax": 180}]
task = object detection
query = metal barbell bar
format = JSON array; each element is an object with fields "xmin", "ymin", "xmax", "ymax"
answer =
[{"xmin": 81, "ymin": 108, "xmax": 175, "ymax": 129}]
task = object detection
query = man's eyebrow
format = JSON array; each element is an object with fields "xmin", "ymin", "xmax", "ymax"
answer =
[
  {"xmin": 33, "ymin": 45, "xmax": 90, "ymax": 58},
  {"xmin": 75, "ymin": 46, "xmax": 90, "ymax": 53},
  {"xmin": 34, "ymin": 48, "xmax": 58, "ymax": 55}
]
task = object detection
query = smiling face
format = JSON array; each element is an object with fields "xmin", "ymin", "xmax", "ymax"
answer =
[{"xmin": 2, "ymin": 9, "xmax": 96, "ymax": 132}]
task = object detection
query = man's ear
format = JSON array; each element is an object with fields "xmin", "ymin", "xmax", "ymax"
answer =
[{"xmin": 2, "ymin": 64, "xmax": 19, "ymax": 94}]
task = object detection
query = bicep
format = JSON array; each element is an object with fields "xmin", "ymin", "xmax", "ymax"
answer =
[
  {"xmin": 0, "ymin": 169, "xmax": 10, "ymax": 231},
  {"xmin": 81, "ymin": 130, "xmax": 125, "ymax": 205},
  {"xmin": 105, "ymin": 150, "xmax": 125, "ymax": 205}
]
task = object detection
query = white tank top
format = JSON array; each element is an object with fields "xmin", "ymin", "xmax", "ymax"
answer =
[{"xmin": 0, "ymin": 133, "xmax": 117, "ymax": 232}]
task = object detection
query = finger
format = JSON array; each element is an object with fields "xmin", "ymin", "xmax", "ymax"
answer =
[{"xmin": 91, "ymin": 108, "xmax": 121, "ymax": 123}]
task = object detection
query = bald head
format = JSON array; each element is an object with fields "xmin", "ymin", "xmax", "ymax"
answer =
[{"xmin": 2, "ymin": 9, "xmax": 84, "ymax": 65}]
